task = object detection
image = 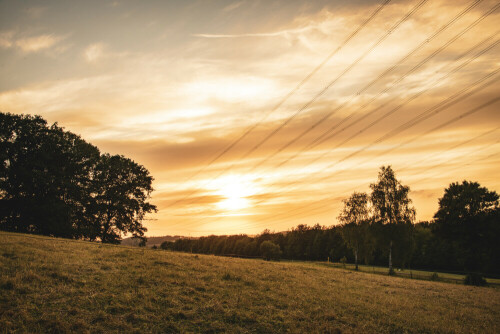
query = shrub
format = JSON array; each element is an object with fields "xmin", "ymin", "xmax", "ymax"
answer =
[
  {"xmin": 160, "ymin": 241, "xmax": 173, "ymax": 250},
  {"xmin": 259, "ymin": 241, "xmax": 281, "ymax": 261},
  {"xmin": 430, "ymin": 272, "xmax": 439, "ymax": 281},
  {"xmin": 464, "ymin": 273, "xmax": 487, "ymax": 286}
]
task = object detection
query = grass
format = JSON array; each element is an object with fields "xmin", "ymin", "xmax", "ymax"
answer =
[
  {"xmin": 1, "ymin": 232, "xmax": 499, "ymax": 333},
  {"xmin": 320, "ymin": 262, "xmax": 500, "ymax": 285}
]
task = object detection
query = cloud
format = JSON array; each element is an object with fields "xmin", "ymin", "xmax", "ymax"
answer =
[
  {"xmin": 14, "ymin": 34, "xmax": 64, "ymax": 53},
  {"xmin": 0, "ymin": 31, "xmax": 14, "ymax": 48},
  {"xmin": 84, "ymin": 43, "xmax": 106, "ymax": 63},
  {"xmin": 0, "ymin": 31, "xmax": 69, "ymax": 55},
  {"xmin": 192, "ymin": 26, "xmax": 314, "ymax": 39}
]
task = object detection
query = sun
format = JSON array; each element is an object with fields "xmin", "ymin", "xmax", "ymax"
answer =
[{"xmin": 210, "ymin": 175, "xmax": 259, "ymax": 211}]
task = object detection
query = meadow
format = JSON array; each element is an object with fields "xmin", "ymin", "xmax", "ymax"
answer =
[{"xmin": 1, "ymin": 232, "xmax": 499, "ymax": 333}]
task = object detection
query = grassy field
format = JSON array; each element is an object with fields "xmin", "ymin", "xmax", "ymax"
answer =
[
  {"xmin": 1, "ymin": 232, "xmax": 499, "ymax": 333},
  {"xmin": 320, "ymin": 263, "xmax": 500, "ymax": 286}
]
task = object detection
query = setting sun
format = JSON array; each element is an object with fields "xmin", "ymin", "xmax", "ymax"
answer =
[{"xmin": 211, "ymin": 175, "xmax": 259, "ymax": 211}]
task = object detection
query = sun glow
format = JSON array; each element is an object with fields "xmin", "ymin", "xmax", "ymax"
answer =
[{"xmin": 210, "ymin": 175, "xmax": 260, "ymax": 211}]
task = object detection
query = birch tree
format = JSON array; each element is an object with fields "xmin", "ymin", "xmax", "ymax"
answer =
[{"xmin": 370, "ymin": 166, "xmax": 415, "ymax": 274}]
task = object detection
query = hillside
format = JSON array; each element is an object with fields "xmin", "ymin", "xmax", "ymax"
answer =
[{"xmin": 1, "ymin": 232, "xmax": 499, "ymax": 333}]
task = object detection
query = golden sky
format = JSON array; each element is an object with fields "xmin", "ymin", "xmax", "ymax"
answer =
[{"xmin": 1, "ymin": 0, "xmax": 499, "ymax": 236}]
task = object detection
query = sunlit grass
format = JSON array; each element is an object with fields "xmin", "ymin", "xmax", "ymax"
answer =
[{"xmin": 1, "ymin": 231, "xmax": 499, "ymax": 333}]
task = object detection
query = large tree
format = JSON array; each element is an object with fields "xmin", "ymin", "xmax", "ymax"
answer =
[
  {"xmin": 338, "ymin": 192, "xmax": 371, "ymax": 270},
  {"xmin": 433, "ymin": 181, "xmax": 499, "ymax": 271},
  {"xmin": 370, "ymin": 166, "xmax": 415, "ymax": 273},
  {"xmin": 0, "ymin": 112, "xmax": 156, "ymax": 243}
]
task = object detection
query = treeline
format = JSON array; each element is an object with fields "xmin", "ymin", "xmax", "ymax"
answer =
[
  {"xmin": 163, "ymin": 167, "xmax": 499, "ymax": 275},
  {"xmin": 0, "ymin": 112, "xmax": 156, "ymax": 243}
]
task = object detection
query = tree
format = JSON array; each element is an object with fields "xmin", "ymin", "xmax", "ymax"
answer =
[
  {"xmin": 370, "ymin": 166, "xmax": 415, "ymax": 273},
  {"xmin": 0, "ymin": 113, "xmax": 100, "ymax": 237},
  {"xmin": 260, "ymin": 240, "xmax": 281, "ymax": 261},
  {"xmin": 434, "ymin": 180, "xmax": 498, "ymax": 232},
  {"xmin": 89, "ymin": 154, "xmax": 157, "ymax": 244},
  {"xmin": 0, "ymin": 112, "xmax": 156, "ymax": 243},
  {"xmin": 433, "ymin": 181, "xmax": 499, "ymax": 271},
  {"xmin": 338, "ymin": 192, "xmax": 370, "ymax": 270}
]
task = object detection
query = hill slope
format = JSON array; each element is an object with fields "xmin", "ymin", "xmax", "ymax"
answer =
[{"xmin": 1, "ymin": 232, "xmax": 499, "ymax": 333}]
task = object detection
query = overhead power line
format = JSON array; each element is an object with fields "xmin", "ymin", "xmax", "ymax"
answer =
[
  {"xmin": 242, "ymin": 91, "xmax": 500, "ymax": 229},
  {"xmin": 250, "ymin": 33, "xmax": 500, "ymax": 205},
  {"xmin": 167, "ymin": 0, "xmax": 429, "ymax": 209},
  {"xmin": 165, "ymin": 0, "xmax": 393, "ymax": 199},
  {"xmin": 164, "ymin": 0, "xmax": 499, "ymax": 233},
  {"xmin": 250, "ymin": 0, "xmax": 493, "ymax": 174}
]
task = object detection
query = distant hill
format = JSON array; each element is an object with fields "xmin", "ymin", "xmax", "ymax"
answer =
[{"xmin": 121, "ymin": 235, "xmax": 182, "ymax": 247}]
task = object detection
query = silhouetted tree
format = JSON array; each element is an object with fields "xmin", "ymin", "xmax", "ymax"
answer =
[
  {"xmin": 338, "ymin": 192, "xmax": 370, "ymax": 270},
  {"xmin": 434, "ymin": 181, "xmax": 499, "ymax": 271},
  {"xmin": 0, "ymin": 112, "xmax": 156, "ymax": 243},
  {"xmin": 0, "ymin": 113, "xmax": 99, "ymax": 237},
  {"xmin": 370, "ymin": 166, "xmax": 415, "ymax": 273},
  {"xmin": 89, "ymin": 154, "xmax": 156, "ymax": 243}
]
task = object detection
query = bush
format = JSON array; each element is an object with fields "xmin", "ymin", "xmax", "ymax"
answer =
[
  {"xmin": 160, "ymin": 241, "xmax": 173, "ymax": 250},
  {"xmin": 430, "ymin": 272, "xmax": 439, "ymax": 281},
  {"xmin": 464, "ymin": 273, "xmax": 487, "ymax": 286},
  {"xmin": 259, "ymin": 241, "xmax": 281, "ymax": 261}
]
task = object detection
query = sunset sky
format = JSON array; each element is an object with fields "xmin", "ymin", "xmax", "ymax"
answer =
[{"xmin": 1, "ymin": 0, "xmax": 499, "ymax": 236}]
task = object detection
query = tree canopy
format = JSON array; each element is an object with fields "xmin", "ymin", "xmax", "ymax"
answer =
[
  {"xmin": 0, "ymin": 112, "xmax": 157, "ymax": 243},
  {"xmin": 370, "ymin": 166, "xmax": 415, "ymax": 225},
  {"xmin": 434, "ymin": 180, "xmax": 498, "ymax": 227},
  {"xmin": 433, "ymin": 181, "xmax": 499, "ymax": 271}
]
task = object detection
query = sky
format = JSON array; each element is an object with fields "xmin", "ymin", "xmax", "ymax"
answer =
[{"xmin": 1, "ymin": 0, "xmax": 499, "ymax": 237}]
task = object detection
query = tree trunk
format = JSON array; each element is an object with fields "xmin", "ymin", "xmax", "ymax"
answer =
[
  {"xmin": 355, "ymin": 247, "xmax": 359, "ymax": 271},
  {"xmin": 389, "ymin": 240, "xmax": 393, "ymax": 274}
]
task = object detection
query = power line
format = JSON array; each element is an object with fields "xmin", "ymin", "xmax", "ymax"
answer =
[
  {"xmin": 165, "ymin": 13, "xmax": 499, "ymax": 232},
  {"xmin": 167, "ymin": 0, "xmax": 430, "ymax": 209},
  {"xmin": 162, "ymin": 0, "xmax": 498, "ymax": 234},
  {"xmin": 252, "ymin": 94, "xmax": 500, "ymax": 228},
  {"xmin": 183, "ymin": 144, "xmax": 500, "ymax": 234},
  {"xmin": 246, "ymin": 0, "xmax": 487, "ymax": 173},
  {"xmin": 231, "ymin": 128, "xmax": 500, "ymax": 232},
  {"xmin": 222, "ymin": 65, "xmax": 500, "ymax": 231},
  {"xmin": 250, "ymin": 31, "xmax": 500, "ymax": 207},
  {"xmin": 168, "ymin": 64, "xmax": 500, "ymax": 232},
  {"xmin": 164, "ymin": 0, "xmax": 393, "ymax": 207}
]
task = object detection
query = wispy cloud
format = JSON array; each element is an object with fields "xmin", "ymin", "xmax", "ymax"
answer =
[
  {"xmin": 0, "ymin": 31, "xmax": 14, "ymax": 48},
  {"xmin": 15, "ymin": 34, "xmax": 63, "ymax": 53},
  {"xmin": 84, "ymin": 43, "xmax": 106, "ymax": 63},
  {"xmin": 192, "ymin": 26, "xmax": 314, "ymax": 39}
]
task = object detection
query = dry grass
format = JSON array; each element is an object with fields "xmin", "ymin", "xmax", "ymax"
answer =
[{"xmin": 1, "ymin": 232, "xmax": 499, "ymax": 333}]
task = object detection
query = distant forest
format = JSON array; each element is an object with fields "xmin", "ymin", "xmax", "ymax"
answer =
[
  {"xmin": 0, "ymin": 112, "xmax": 156, "ymax": 243},
  {"xmin": 163, "ymin": 170, "xmax": 499, "ymax": 275}
]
